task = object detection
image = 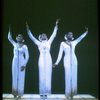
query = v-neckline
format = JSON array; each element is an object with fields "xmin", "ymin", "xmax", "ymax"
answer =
[
  {"xmin": 17, "ymin": 43, "xmax": 24, "ymax": 48},
  {"xmin": 65, "ymin": 41, "xmax": 71, "ymax": 46}
]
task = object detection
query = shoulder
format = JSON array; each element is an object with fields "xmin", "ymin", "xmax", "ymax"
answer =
[
  {"xmin": 23, "ymin": 44, "xmax": 28, "ymax": 49},
  {"xmin": 59, "ymin": 41, "xmax": 65, "ymax": 48},
  {"xmin": 13, "ymin": 42, "xmax": 17, "ymax": 47},
  {"xmin": 60, "ymin": 41, "xmax": 65, "ymax": 45}
]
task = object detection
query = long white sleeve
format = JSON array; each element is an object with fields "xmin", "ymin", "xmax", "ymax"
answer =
[
  {"xmin": 23, "ymin": 45, "xmax": 29, "ymax": 67},
  {"xmin": 8, "ymin": 31, "xmax": 16, "ymax": 46},
  {"xmin": 55, "ymin": 42, "xmax": 64, "ymax": 65},
  {"xmin": 74, "ymin": 30, "xmax": 88, "ymax": 45},
  {"xmin": 48, "ymin": 25, "xmax": 58, "ymax": 44},
  {"xmin": 27, "ymin": 29, "xmax": 40, "ymax": 46}
]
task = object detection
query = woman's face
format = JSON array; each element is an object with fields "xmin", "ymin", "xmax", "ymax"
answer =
[
  {"xmin": 66, "ymin": 32, "xmax": 73, "ymax": 40},
  {"xmin": 16, "ymin": 34, "xmax": 24, "ymax": 43},
  {"xmin": 41, "ymin": 33, "xmax": 48, "ymax": 41}
]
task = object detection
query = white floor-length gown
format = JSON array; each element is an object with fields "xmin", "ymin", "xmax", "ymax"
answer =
[
  {"xmin": 27, "ymin": 25, "xmax": 58, "ymax": 95},
  {"xmin": 8, "ymin": 32, "xmax": 29, "ymax": 96},
  {"xmin": 55, "ymin": 31, "xmax": 88, "ymax": 96}
]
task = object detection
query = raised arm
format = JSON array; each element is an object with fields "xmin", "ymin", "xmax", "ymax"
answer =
[
  {"xmin": 8, "ymin": 25, "xmax": 16, "ymax": 46},
  {"xmin": 53, "ymin": 42, "xmax": 64, "ymax": 67},
  {"xmin": 48, "ymin": 19, "xmax": 59, "ymax": 44},
  {"xmin": 26, "ymin": 22, "xmax": 40, "ymax": 46},
  {"xmin": 74, "ymin": 27, "xmax": 88, "ymax": 45}
]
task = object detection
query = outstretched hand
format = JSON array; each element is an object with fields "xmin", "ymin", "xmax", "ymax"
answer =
[
  {"xmin": 26, "ymin": 21, "xmax": 29, "ymax": 31},
  {"xmin": 85, "ymin": 27, "xmax": 88, "ymax": 32},
  {"xmin": 56, "ymin": 19, "xmax": 60, "ymax": 25}
]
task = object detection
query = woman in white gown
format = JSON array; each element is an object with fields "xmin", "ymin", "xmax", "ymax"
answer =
[
  {"xmin": 26, "ymin": 19, "xmax": 59, "ymax": 97},
  {"xmin": 8, "ymin": 26, "xmax": 29, "ymax": 98},
  {"xmin": 53, "ymin": 28, "xmax": 88, "ymax": 98}
]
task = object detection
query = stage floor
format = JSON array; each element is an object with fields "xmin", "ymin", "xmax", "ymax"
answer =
[{"xmin": 2, "ymin": 94, "xmax": 98, "ymax": 100}]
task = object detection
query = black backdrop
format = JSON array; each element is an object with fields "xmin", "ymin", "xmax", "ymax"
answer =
[{"xmin": 2, "ymin": 0, "xmax": 99, "ymax": 98}]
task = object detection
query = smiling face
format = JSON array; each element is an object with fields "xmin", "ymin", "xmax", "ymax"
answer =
[
  {"xmin": 65, "ymin": 32, "xmax": 74, "ymax": 41},
  {"xmin": 16, "ymin": 34, "xmax": 24, "ymax": 43},
  {"xmin": 39, "ymin": 33, "xmax": 48, "ymax": 41},
  {"xmin": 67, "ymin": 32, "xmax": 73, "ymax": 38}
]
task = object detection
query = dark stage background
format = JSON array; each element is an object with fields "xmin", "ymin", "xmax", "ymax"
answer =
[{"xmin": 2, "ymin": 0, "xmax": 99, "ymax": 98}]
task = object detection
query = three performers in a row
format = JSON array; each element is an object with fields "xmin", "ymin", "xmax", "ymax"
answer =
[{"xmin": 8, "ymin": 19, "xmax": 88, "ymax": 99}]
